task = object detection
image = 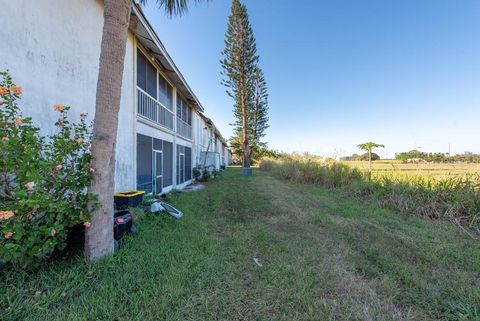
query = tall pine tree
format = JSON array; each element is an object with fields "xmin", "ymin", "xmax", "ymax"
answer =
[
  {"xmin": 221, "ymin": 0, "xmax": 259, "ymax": 170},
  {"xmin": 250, "ymin": 65, "xmax": 269, "ymax": 159}
]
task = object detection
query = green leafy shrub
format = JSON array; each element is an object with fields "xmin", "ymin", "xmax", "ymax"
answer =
[
  {"xmin": 0, "ymin": 71, "xmax": 96, "ymax": 268},
  {"xmin": 192, "ymin": 166, "xmax": 202, "ymax": 180},
  {"xmin": 193, "ymin": 165, "xmax": 215, "ymax": 182}
]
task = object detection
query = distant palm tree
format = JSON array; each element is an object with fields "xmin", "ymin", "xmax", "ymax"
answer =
[
  {"xmin": 357, "ymin": 142, "xmax": 385, "ymax": 180},
  {"xmin": 86, "ymin": 0, "xmax": 208, "ymax": 262}
]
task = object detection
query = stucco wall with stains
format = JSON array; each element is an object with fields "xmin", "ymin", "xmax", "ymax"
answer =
[{"xmin": 0, "ymin": 0, "xmax": 136, "ymax": 192}]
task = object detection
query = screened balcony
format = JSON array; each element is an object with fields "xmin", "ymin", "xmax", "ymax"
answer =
[
  {"xmin": 176, "ymin": 118, "xmax": 192, "ymax": 139},
  {"xmin": 176, "ymin": 93, "xmax": 192, "ymax": 139},
  {"xmin": 137, "ymin": 88, "xmax": 174, "ymax": 131},
  {"xmin": 136, "ymin": 49, "xmax": 175, "ymax": 131}
]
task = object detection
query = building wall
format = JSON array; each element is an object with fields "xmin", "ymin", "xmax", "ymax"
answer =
[
  {"xmin": 193, "ymin": 114, "xmax": 215, "ymax": 167},
  {"xmin": 224, "ymin": 146, "xmax": 231, "ymax": 165},
  {"xmin": 1, "ymin": 0, "xmax": 229, "ymax": 193},
  {"xmin": 192, "ymin": 112, "xmax": 205, "ymax": 166},
  {"xmin": 0, "ymin": 0, "xmax": 136, "ymax": 192},
  {"xmin": 0, "ymin": 0, "xmax": 104, "ymax": 130},
  {"xmin": 115, "ymin": 32, "xmax": 136, "ymax": 192}
]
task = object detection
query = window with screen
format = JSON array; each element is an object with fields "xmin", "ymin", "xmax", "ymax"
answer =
[
  {"xmin": 176, "ymin": 93, "xmax": 182, "ymax": 119},
  {"xmin": 137, "ymin": 49, "xmax": 157, "ymax": 99},
  {"xmin": 163, "ymin": 141, "xmax": 173, "ymax": 187},
  {"xmin": 185, "ymin": 147, "xmax": 192, "ymax": 181},
  {"xmin": 158, "ymin": 75, "xmax": 173, "ymax": 110},
  {"xmin": 136, "ymin": 134, "xmax": 153, "ymax": 192},
  {"xmin": 176, "ymin": 94, "xmax": 192, "ymax": 125}
]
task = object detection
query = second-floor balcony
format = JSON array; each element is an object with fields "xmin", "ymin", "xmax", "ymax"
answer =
[
  {"xmin": 176, "ymin": 117, "xmax": 192, "ymax": 139},
  {"xmin": 137, "ymin": 87, "xmax": 174, "ymax": 131}
]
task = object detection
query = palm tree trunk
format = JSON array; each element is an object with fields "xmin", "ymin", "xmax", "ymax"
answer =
[{"xmin": 85, "ymin": 0, "xmax": 133, "ymax": 261}]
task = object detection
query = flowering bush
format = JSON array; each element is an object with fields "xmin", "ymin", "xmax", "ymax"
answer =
[{"xmin": 0, "ymin": 71, "xmax": 97, "ymax": 268}]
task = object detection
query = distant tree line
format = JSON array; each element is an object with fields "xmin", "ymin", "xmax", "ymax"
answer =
[
  {"xmin": 230, "ymin": 146, "xmax": 280, "ymax": 165},
  {"xmin": 394, "ymin": 150, "xmax": 480, "ymax": 163},
  {"xmin": 340, "ymin": 150, "xmax": 480, "ymax": 163},
  {"xmin": 341, "ymin": 152, "xmax": 380, "ymax": 161}
]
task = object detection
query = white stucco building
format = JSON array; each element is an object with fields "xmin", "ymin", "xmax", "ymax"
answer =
[{"xmin": 0, "ymin": 0, "xmax": 230, "ymax": 195}]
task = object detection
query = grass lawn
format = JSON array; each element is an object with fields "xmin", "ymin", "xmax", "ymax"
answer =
[{"xmin": 1, "ymin": 168, "xmax": 479, "ymax": 321}]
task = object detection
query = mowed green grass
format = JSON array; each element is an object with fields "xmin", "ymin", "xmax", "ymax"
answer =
[{"xmin": 1, "ymin": 168, "xmax": 479, "ymax": 321}]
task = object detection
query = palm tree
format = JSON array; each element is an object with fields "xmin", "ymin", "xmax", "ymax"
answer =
[
  {"xmin": 86, "ymin": 0, "xmax": 207, "ymax": 262},
  {"xmin": 357, "ymin": 142, "xmax": 384, "ymax": 180}
]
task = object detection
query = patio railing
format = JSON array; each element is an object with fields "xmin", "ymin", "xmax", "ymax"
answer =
[
  {"xmin": 176, "ymin": 118, "xmax": 192, "ymax": 139},
  {"xmin": 137, "ymin": 87, "xmax": 174, "ymax": 131}
]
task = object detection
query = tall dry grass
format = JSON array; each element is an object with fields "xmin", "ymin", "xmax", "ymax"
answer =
[
  {"xmin": 260, "ymin": 155, "xmax": 480, "ymax": 230},
  {"xmin": 260, "ymin": 155, "xmax": 363, "ymax": 188}
]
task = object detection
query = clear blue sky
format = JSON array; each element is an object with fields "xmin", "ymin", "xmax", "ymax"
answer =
[{"xmin": 143, "ymin": 0, "xmax": 480, "ymax": 158}]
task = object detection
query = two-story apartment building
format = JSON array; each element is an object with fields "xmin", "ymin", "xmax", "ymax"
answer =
[{"xmin": 0, "ymin": 1, "xmax": 230, "ymax": 195}]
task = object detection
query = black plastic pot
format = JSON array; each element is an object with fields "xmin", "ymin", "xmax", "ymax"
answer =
[
  {"xmin": 113, "ymin": 210, "xmax": 133, "ymax": 240},
  {"xmin": 114, "ymin": 190, "xmax": 145, "ymax": 209},
  {"xmin": 66, "ymin": 210, "xmax": 137, "ymax": 251},
  {"xmin": 66, "ymin": 223, "xmax": 86, "ymax": 251}
]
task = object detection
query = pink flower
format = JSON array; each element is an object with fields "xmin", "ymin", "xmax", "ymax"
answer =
[
  {"xmin": 4, "ymin": 231, "xmax": 14, "ymax": 239},
  {"xmin": 55, "ymin": 119, "xmax": 64, "ymax": 127},
  {"xmin": 52, "ymin": 164, "xmax": 62, "ymax": 176},
  {"xmin": 80, "ymin": 112, "xmax": 87, "ymax": 119},
  {"xmin": 83, "ymin": 221, "xmax": 92, "ymax": 228},
  {"xmin": 24, "ymin": 181, "xmax": 35, "ymax": 190},
  {"xmin": 89, "ymin": 167, "xmax": 95, "ymax": 173},
  {"xmin": 50, "ymin": 228, "xmax": 56, "ymax": 237},
  {"xmin": 14, "ymin": 118, "xmax": 23, "ymax": 126},
  {"xmin": 2, "ymin": 136, "xmax": 9, "ymax": 142},
  {"xmin": 76, "ymin": 138, "xmax": 84, "ymax": 145}
]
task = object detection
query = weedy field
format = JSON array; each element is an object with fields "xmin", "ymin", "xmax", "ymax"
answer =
[
  {"xmin": 344, "ymin": 160, "xmax": 480, "ymax": 180},
  {"xmin": 260, "ymin": 156, "xmax": 480, "ymax": 229}
]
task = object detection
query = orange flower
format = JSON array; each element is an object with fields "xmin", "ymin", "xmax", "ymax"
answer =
[
  {"xmin": 11, "ymin": 85, "xmax": 22, "ymax": 95},
  {"xmin": 4, "ymin": 231, "xmax": 14, "ymax": 239},
  {"xmin": 54, "ymin": 104, "xmax": 64, "ymax": 112},
  {"xmin": 14, "ymin": 118, "xmax": 23, "ymax": 126},
  {"xmin": 0, "ymin": 86, "xmax": 8, "ymax": 96},
  {"xmin": 2, "ymin": 136, "xmax": 9, "ymax": 142},
  {"xmin": 83, "ymin": 221, "xmax": 92, "ymax": 228},
  {"xmin": 76, "ymin": 138, "xmax": 84, "ymax": 145},
  {"xmin": 0, "ymin": 211, "xmax": 14, "ymax": 220}
]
